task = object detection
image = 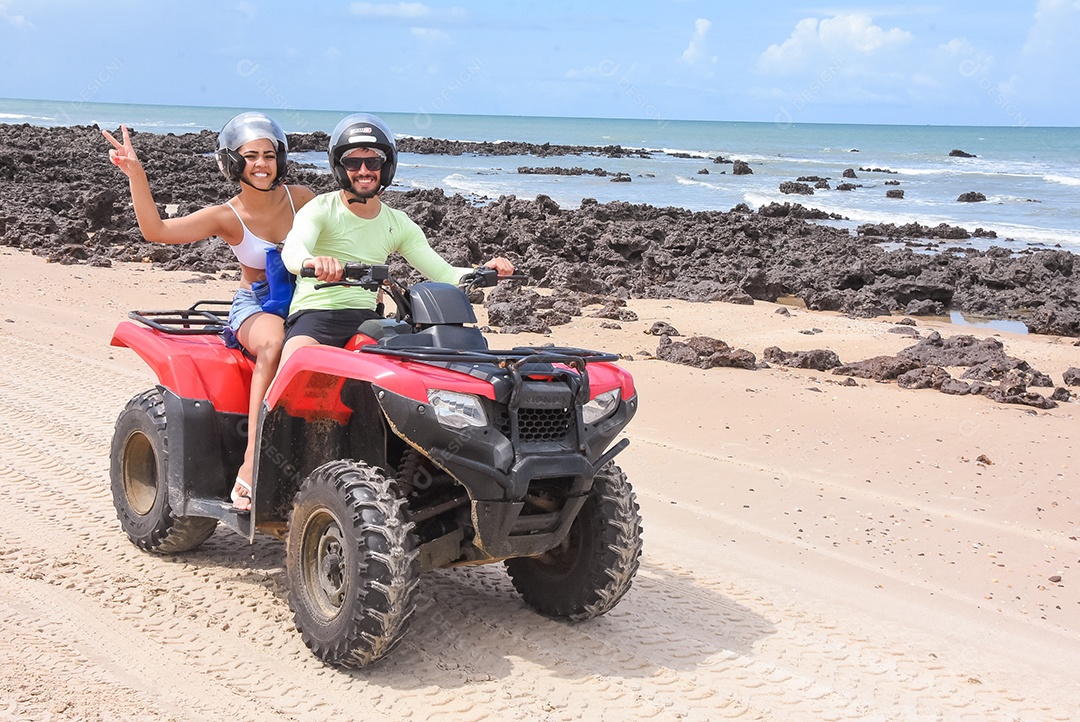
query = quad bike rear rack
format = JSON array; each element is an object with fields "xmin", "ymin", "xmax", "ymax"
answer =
[{"xmin": 127, "ymin": 301, "xmax": 231, "ymax": 335}]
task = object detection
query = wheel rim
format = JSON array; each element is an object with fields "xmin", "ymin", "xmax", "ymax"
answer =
[
  {"xmin": 533, "ymin": 520, "xmax": 585, "ymax": 573},
  {"xmin": 122, "ymin": 431, "xmax": 158, "ymax": 516},
  {"xmin": 301, "ymin": 509, "xmax": 350, "ymax": 620}
]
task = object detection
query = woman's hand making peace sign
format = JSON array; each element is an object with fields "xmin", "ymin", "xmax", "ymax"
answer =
[{"xmin": 102, "ymin": 125, "xmax": 144, "ymax": 178}]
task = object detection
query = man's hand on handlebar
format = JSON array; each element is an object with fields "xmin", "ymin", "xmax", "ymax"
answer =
[
  {"xmin": 460, "ymin": 265, "xmax": 528, "ymax": 293},
  {"xmin": 302, "ymin": 256, "xmax": 343, "ymax": 282},
  {"xmin": 483, "ymin": 256, "xmax": 515, "ymax": 276},
  {"xmin": 301, "ymin": 261, "xmax": 388, "ymax": 290}
]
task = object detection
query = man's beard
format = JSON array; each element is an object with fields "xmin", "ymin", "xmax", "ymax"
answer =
[{"xmin": 350, "ymin": 181, "xmax": 378, "ymax": 200}]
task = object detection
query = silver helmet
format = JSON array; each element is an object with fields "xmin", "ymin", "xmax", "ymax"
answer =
[{"xmin": 216, "ymin": 112, "xmax": 289, "ymax": 189}]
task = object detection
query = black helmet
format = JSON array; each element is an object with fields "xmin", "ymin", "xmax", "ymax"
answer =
[
  {"xmin": 328, "ymin": 113, "xmax": 397, "ymax": 193},
  {"xmin": 216, "ymin": 112, "xmax": 289, "ymax": 189}
]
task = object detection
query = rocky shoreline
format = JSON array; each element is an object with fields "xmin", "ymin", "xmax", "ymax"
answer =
[{"xmin": 1, "ymin": 123, "xmax": 1078, "ymax": 338}]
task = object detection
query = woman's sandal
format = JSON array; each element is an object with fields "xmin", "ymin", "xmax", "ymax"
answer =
[{"xmin": 231, "ymin": 476, "xmax": 252, "ymax": 512}]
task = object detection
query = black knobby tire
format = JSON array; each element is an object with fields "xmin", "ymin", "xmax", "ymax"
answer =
[
  {"xmin": 110, "ymin": 389, "xmax": 218, "ymax": 554},
  {"xmin": 505, "ymin": 462, "xmax": 643, "ymax": 620},
  {"xmin": 286, "ymin": 460, "xmax": 420, "ymax": 668}
]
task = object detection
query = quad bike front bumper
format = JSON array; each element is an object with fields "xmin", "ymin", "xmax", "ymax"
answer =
[{"xmin": 374, "ymin": 384, "xmax": 637, "ymax": 559}]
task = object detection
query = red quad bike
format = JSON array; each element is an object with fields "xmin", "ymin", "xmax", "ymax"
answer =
[{"xmin": 109, "ymin": 264, "xmax": 643, "ymax": 668}]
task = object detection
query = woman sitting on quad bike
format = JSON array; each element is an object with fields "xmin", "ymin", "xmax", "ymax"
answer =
[
  {"xmin": 104, "ymin": 113, "xmax": 315, "ymax": 511},
  {"xmin": 277, "ymin": 112, "xmax": 513, "ymax": 369}
]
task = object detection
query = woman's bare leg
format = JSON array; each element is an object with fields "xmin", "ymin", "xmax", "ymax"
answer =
[
  {"xmin": 231, "ymin": 311, "xmax": 285, "ymax": 510},
  {"xmin": 278, "ymin": 334, "xmax": 321, "ymax": 372}
]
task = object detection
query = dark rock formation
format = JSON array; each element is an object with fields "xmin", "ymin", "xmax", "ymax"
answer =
[
  {"xmin": 517, "ymin": 166, "xmax": 612, "ymax": 177},
  {"xmin": 780, "ymin": 181, "xmax": 814, "ymax": 195},
  {"xmin": 1051, "ymin": 387, "xmax": 1072, "ymax": 402},
  {"xmin": 957, "ymin": 192, "xmax": 987, "ymax": 202},
  {"xmin": 834, "ymin": 331, "xmax": 1060, "ymax": 408},
  {"xmin": 1, "ymin": 124, "xmax": 1078, "ymax": 339},
  {"xmin": 857, "ymin": 222, "xmax": 973, "ymax": 240},
  {"xmin": 399, "ymin": 137, "xmax": 652, "ymax": 159},
  {"xmin": 655, "ymin": 335, "xmax": 756, "ymax": 370},
  {"xmin": 646, "ymin": 321, "xmax": 680, "ymax": 336},
  {"xmin": 762, "ymin": 347, "xmax": 842, "ymax": 370},
  {"xmin": 949, "ymin": 149, "xmax": 977, "ymax": 158}
]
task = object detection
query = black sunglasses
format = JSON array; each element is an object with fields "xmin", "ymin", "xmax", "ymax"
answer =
[{"xmin": 340, "ymin": 155, "xmax": 385, "ymax": 172}]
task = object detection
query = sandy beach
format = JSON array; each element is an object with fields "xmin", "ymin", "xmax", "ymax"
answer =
[{"xmin": 1, "ymin": 245, "xmax": 1076, "ymax": 721}]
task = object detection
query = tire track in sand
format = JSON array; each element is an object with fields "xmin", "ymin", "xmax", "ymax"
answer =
[{"xmin": 1, "ymin": 303, "xmax": 1074, "ymax": 721}]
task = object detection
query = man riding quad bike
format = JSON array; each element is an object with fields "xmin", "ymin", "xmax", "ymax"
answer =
[{"xmin": 109, "ymin": 265, "xmax": 643, "ymax": 667}]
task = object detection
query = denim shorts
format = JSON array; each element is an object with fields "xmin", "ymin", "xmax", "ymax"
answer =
[{"xmin": 228, "ymin": 281, "xmax": 271, "ymax": 333}]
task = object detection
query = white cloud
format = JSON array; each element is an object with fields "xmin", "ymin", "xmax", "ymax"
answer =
[
  {"xmin": 998, "ymin": 0, "xmax": 1080, "ymax": 120},
  {"xmin": 0, "ymin": 2, "xmax": 33, "ymax": 28},
  {"xmin": 759, "ymin": 14, "xmax": 912, "ymax": 73},
  {"xmin": 411, "ymin": 27, "xmax": 450, "ymax": 42},
  {"xmin": 232, "ymin": 1, "xmax": 257, "ymax": 22},
  {"xmin": 681, "ymin": 18, "xmax": 717, "ymax": 67},
  {"xmin": 751, "ymin": 13, "xmax": 1006, "ymax": 123},
  {"xmin": 1020, "ymin": 0, "xmax": 1080, "ymax": 58},
  {"xmin": 349, "ymin": 2, "xmax": 464, "ymax": 21},
  {"xmin": 351, "ymin": 2, "xmax": 431, "ymax": 19}
]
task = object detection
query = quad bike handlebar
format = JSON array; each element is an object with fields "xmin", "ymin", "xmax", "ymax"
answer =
[
  {"xmin": 300, "ymin": 262, "xmax": 389, "ymax": 290},
  {"xmin": 456, "ymin": 266, "xmax": 529, "ymax": 291},
  {"xmin": 300, "ymin": 262, "xmax": 525, "ymax": 292},
  {"xmin": 300, "ymin": 260, "xmax": 527, "ymax": 324}
]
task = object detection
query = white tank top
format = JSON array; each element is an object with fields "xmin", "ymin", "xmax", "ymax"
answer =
[{"xmin": 225, "ymin": 186, "xmax": 296, "ymax": 269}]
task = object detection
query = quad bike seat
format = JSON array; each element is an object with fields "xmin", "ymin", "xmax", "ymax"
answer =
[
  {"xmin": 358, "ymin": 318, "xmax": 414, "ymax": 342},
  {"xmin": 359, "ymin": 317, "xmax": 489, "ymax": 351}
]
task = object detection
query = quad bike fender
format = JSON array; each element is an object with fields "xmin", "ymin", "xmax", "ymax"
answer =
[
  {"xmin": 265, "ymin": 342, "xmax": 497, "ymax": 424},
  {"xmin": 582, "ymin": 362, "xmax": 636, "ymax": 401},
  {"xmin": 111, "ymin": 321, "xmax": 252, "ymax": 415},
  {"xmin": 158, "ymin": 387, "xmax": 246, "ymax": 516}
]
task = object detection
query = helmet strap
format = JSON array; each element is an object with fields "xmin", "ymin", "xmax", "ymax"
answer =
[
  {"xmin": 344, "ymin": 185, "xmax": 380, "ymax": 204},
  {"xmin": 239, "ymin": 176, "xmax": 278, "ymax": 192}
]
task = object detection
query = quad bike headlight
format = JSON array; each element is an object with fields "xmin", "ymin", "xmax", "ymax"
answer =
[
  {"xmin": 582, "ymin": 388, "xmax": 621, "ymax": 425},
  {"xmin": 427, "ymin": 390, "xmax": 488, "ymax": 429}
]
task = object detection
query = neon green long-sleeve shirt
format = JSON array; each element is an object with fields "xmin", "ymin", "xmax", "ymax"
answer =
[{"xmin": 281, "ymin": 191, "xmax": 472, "ymax": 314}]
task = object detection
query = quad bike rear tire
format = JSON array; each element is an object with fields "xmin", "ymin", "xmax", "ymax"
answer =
[
  {"xmin": 505, "ymin": 462, "xmax": 643, "ymax": 620},
  {"xmin": 110, "ymin": 389, "xmax": 218, "ymax": 553},
  {"xmin": 286, "ymin": 460, "xmax": 420, "ymax": 668}
]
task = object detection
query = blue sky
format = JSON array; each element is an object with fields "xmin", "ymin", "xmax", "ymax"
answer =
[{"xmin": 0, "ymin": 1, "xmax": 1075, "ymax": 127}]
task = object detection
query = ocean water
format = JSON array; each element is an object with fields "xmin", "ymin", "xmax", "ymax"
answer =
[{"xmin": 3, "ymin": 96, "xmax": 1079, "ymax": 254}]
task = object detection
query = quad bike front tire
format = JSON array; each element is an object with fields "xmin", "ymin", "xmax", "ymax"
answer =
[
  {"xmin": 286, "ymin": 460, "xmax": 420, "ymax": 668},
  {"xmin": 505, "ymin": 462, "xmax": 643, "ymax": 620},
  {"xmin": 110, "ymin": 389, "xmax": 218, "ymax": 553}
]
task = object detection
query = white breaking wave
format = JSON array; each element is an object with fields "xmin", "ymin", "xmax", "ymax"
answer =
[
  {"xmin": 741, "ymin": 191, "xmax": 1080, "ymax": 252},
  {"xmin": 440, "ymin": 172, "xmax": 512, "ymax": 199},
  {"xmin": 675, "ymin": 176, "xmax": 724, "ymax": 191},
  {"xmin": 1044, "ymin": 173, "xmax": 1080, "ymax": 187},
  {"xmin": 658, "ymin": 147, "xmax": 712, "ymax": 158}
]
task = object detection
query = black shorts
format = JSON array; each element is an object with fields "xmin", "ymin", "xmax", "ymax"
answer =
[{"xmin": 283, "ymin": 308, "xmax": 382, "ymax": 347}]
